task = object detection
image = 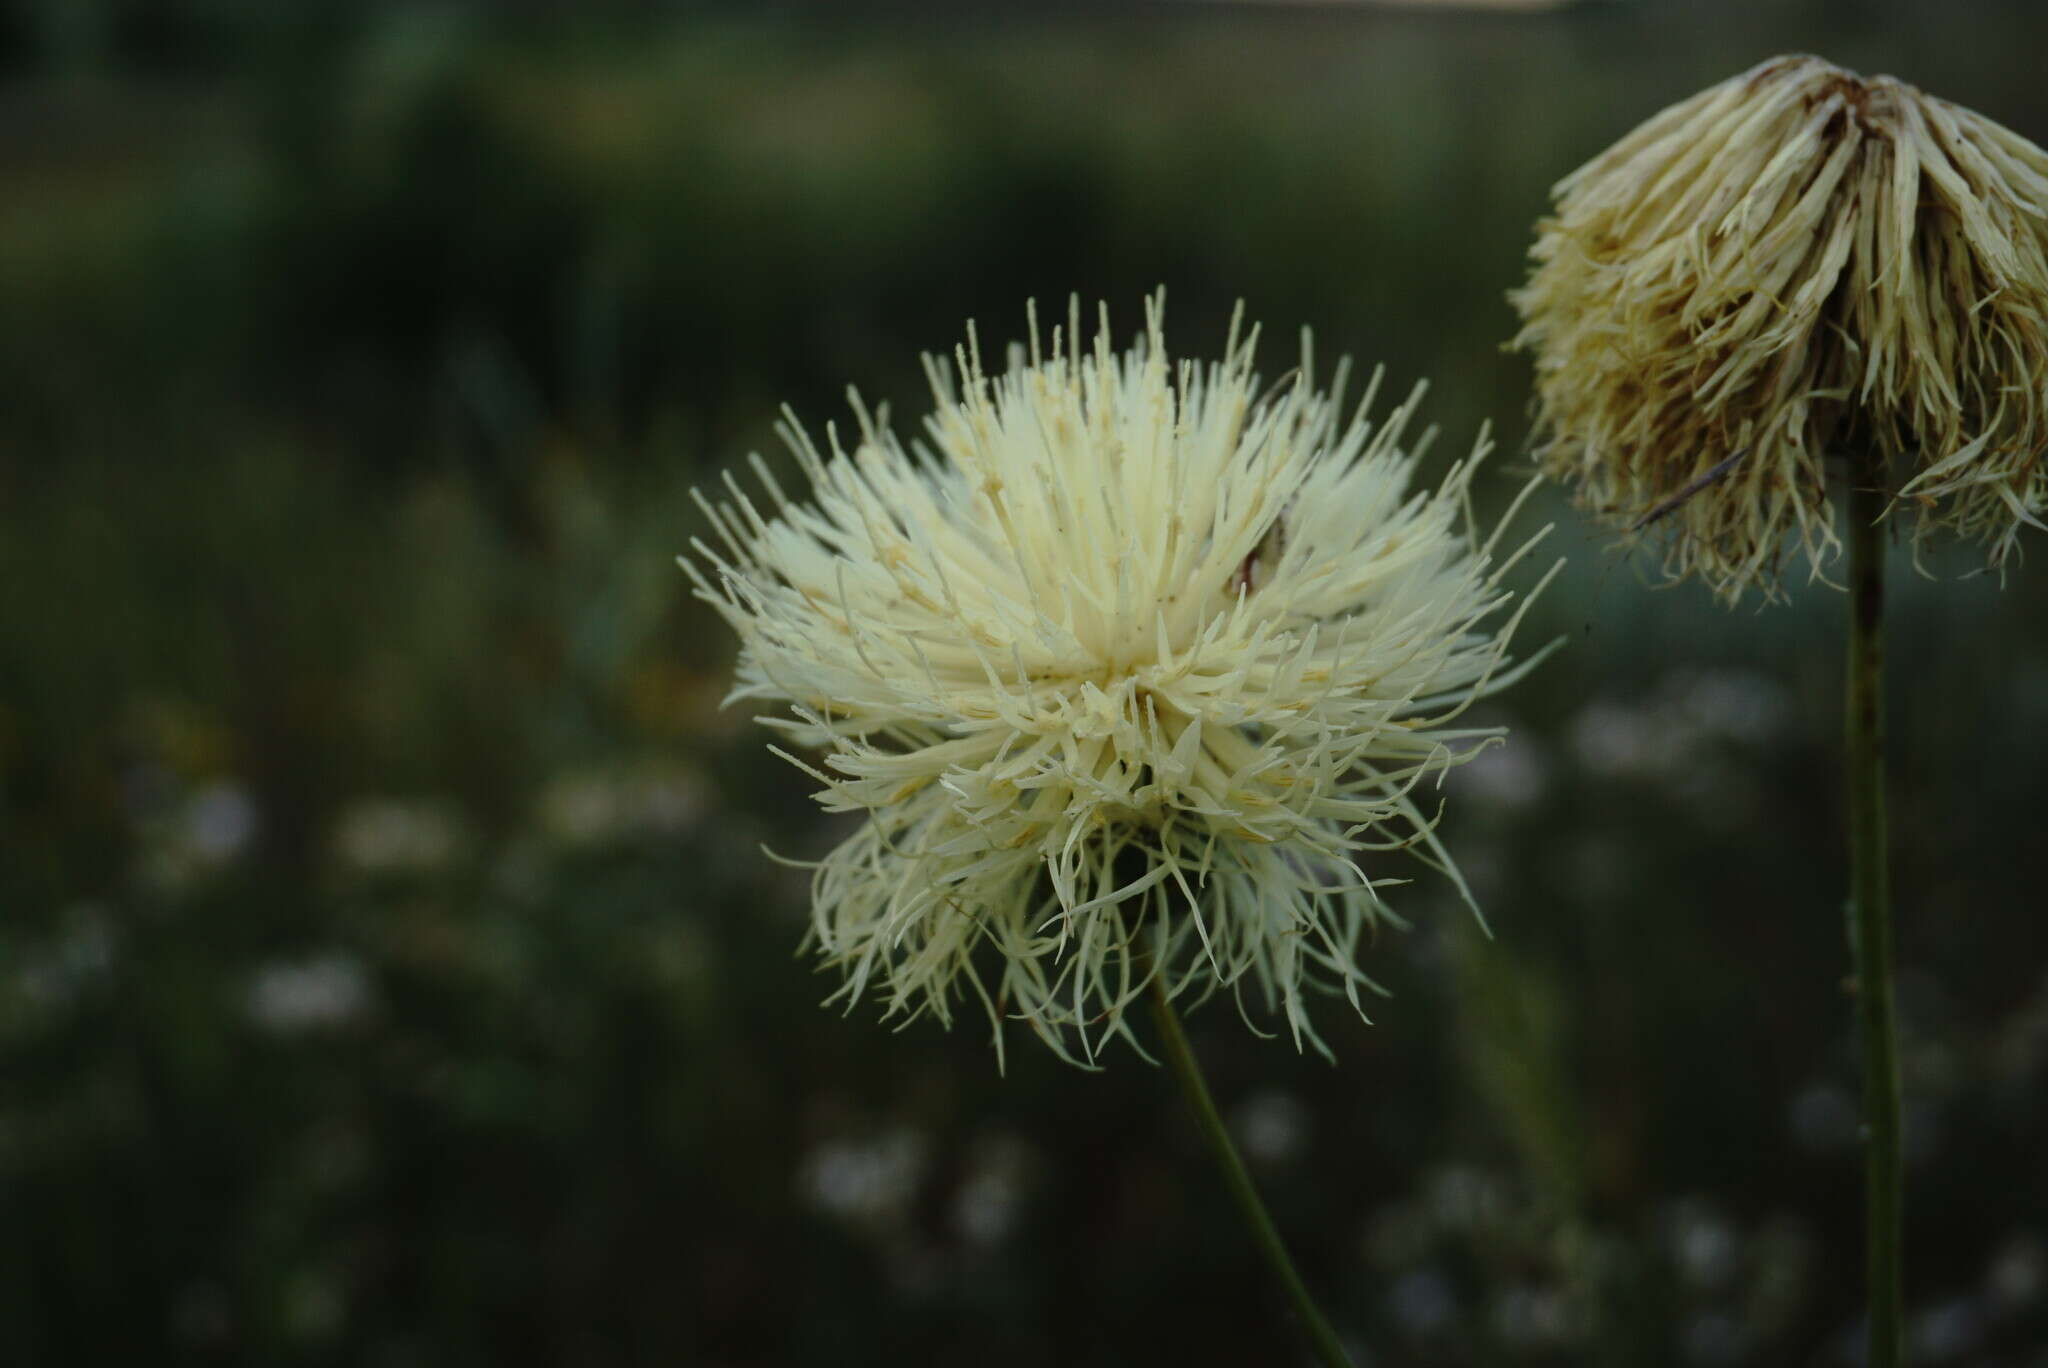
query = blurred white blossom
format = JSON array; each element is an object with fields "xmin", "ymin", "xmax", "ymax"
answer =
[
  {"xmin": 247, "ymin": 954, "xmax": 373, "ymax": 1033},
  {"xmin": 332, "ymin": 798, "xmax": 464, "ymax": 875},
  {"xmin": 185, "ymin": 782, "xmax": 259, "ymax": 863},
  {"xmin": 798, "ymin": 1127, "xmax": 927, "ymax": 1228}
]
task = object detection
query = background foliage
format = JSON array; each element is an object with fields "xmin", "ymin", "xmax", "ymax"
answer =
[{"xmin": 4, "ymin": 2, "xmax": 2047, "ymax": 1364}]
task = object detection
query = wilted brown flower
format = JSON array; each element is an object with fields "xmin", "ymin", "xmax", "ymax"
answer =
[{"xmin": 1512, "ymin": 54, "xmax": 2048, "ymax": 599}]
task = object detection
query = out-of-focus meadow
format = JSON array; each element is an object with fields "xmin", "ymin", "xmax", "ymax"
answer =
[{"xmin": 4, "ymin": 2, "xmax": 2047, "ymax": 1364}]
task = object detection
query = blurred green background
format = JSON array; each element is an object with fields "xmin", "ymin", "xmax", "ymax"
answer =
[{"xmin": 4, "ymin": 1, "xmax": 2047, "ymax": 1364}]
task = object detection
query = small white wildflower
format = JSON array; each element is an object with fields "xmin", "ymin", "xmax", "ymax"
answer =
[
  {"xmin": 951, "ymin": 1132, "xmax": 1033, "ymax": 1248},
  {"xmin": 185, "ymin": 783, "xmax": 259, "ymax": 863},
  {"xmin": 331, "ymin": 798, "xmax": 463, "ymax": 875},
  {"xmin": 686, "ymin": 295, "xmax": 1554, "ymax": 1065},
  {"xmin": 798, "ymin": 1128, "xmax": 927, "ymax": 1227},
  {"xmin": 246, "ymin": 954, "xmax": 372, "ymax": 1033},
  {"xmin": 534, "ymin": 770, "xmax": 708, "ymax": 850},
  {"xmin": 1233, "ymin": 1087, "xmax": 1313, "ymax": 1165},
  {"xmin": 1455, "ymin": 735, "xmax": 1549, "ymax": 810}
]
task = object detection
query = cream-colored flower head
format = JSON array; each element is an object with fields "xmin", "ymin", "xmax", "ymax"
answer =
[
  {"xmin": 686, "ymin": 296, "xmax": 1553, "ymax": 1066},
  {"xmin": 1513, "ymin": 53, "xmax": 2048, "ymax": 600}
]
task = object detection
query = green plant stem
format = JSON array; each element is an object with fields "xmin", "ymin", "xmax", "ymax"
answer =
[
  {"xmin": 1846, "ymin": 455, "xmax": 1903, "ymax": 1368},
  {"xmin": 1147, "ymin": 974, "xmax": 1353, "ymax": 1368}
]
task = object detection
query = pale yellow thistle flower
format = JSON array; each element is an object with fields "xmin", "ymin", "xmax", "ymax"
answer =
[
  {"xmin": 1512, "ymin": 54, "xmax": 2048, "ymax": 599},
  {"xmin": 684, "ymin": 295, "xmax": 1556, "ymax": 1068}
]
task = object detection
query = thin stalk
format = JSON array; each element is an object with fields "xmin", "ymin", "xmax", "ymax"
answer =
[
  {"xmin": 1846, "ymin": 453, "xmax": 1903, "ymax": 1368},
  {"xmin": 1147, "ymin": 974, "xmax": 1353, "ymax": 1368}
]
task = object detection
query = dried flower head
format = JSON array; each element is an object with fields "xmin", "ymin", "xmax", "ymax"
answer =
[
  {"xmin": 686, "ymin": 297, "xmax": 1553, "ymax": 1066},
  {"xmin": 1512, "ymin": 53, "xmax": 2048, "ymax": 599}
]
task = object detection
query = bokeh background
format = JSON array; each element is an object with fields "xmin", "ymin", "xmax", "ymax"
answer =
[{"xmin": 5, "ymin": 1, "xmax": 2047, "ymax": 1364}]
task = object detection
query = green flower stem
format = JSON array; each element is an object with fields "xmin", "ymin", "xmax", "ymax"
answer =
[
  {"xmin": 1147, "ymin": 974, "xmax": 1354, "ymax": 1368},
  {"xmin": 1846, "ymin": 456, "xmax": 1903, "ymax": 1368}
]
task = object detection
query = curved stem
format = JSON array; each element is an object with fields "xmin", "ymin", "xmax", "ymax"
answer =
[
  {"xmin": 1147, "ymin": 975, "xmax": 1353, "ymax": 1368},
  {"xmin": 1846, "ymin": 456, "xmax": 1904, "ymax": 1368}
]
